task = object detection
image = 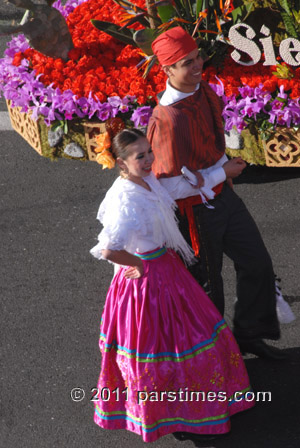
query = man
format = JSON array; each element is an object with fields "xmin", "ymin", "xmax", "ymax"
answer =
[{"xmin": 147, "ymin": 26, "xmax": 286, "ymax": 360}]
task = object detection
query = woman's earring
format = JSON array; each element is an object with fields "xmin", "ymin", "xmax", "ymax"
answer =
[
  {"xmin": 122, "ymin": 167, "xmax": 129, "ymax": 179},
  {"xmin": 117, "ymin": 158, "xmax": 129, "ymax": 178}
]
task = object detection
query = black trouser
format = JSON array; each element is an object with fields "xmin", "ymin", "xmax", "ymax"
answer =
[{"xmin": 177, "ymin": 183, "xmax": 280, "ymax": 341}]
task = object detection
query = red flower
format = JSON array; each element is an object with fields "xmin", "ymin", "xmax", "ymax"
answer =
[
  {"xmin": 51, "ymin": 69, "xmax": 65, "ymax": 83},
  {"xmin": 63, "ymin": 78, "xmax": 73, "ymax": 90},
  {"xmin": 12, "ymin": 52, "xmax": 23, "ymax": 66},
  {"xmin": 17, "ymin": 0, "xmax": 167, "ymax": 102},
  {"xmin": 68, "ymin": 48, "xmax": 82, "ymax": 61},
  {"xmin": 19, "ymin": 0, "xmax": 298, "ymax": 107},
  {"xmin": 263, "ymin": 79, "xmax": 277, "ymax": 92}
]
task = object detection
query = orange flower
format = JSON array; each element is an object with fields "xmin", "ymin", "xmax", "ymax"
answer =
[
  {"xmin": 95, "ymin": 131, "xmax": 111, "ymax": 152},
  {"xmin": 96, "ymin": 149, "xmax": 115, "ymax": 169}
]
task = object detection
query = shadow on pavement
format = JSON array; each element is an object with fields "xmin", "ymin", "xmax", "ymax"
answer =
[
  {"xmin": 234, "ymin": 165, "xmax": 300, "ymax": 185},
  {"xmin": 193, "ymin": 347, "xmax": 300, "ymax": 448}
]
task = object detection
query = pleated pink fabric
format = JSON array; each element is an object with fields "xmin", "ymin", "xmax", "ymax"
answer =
[{"xmin": 94, "ymin": 248, "xmax": 254, "ymax": 442}]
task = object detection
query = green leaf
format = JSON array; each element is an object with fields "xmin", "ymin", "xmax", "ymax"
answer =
[
  {"xmin": 64, "ymin": 121, "xmax": 68, "ymax": 135},
  {"xmin": 275, "ymin": 96, "xmax": 287, "ymax": 103},
  {"xmin": 50, "ymin": 121, "xmax": 64, "ymax": 132},
  {"xmin": 91, "ymin": 20, "xmax": 136, "ymax": 46},
  {"xmin": 156, "ymin": 4, "xmax": 176, "ymax": 23},
  {"xmin": 272, "ymin": 64, "xmax": 293, "ymax": 79},
  {"xmin": 113, "ymin": 0, "xmax": 147, "ymax": 15},
  {"xmin": 184, "ymin": 0, "xmax": 193, "ymax": 22},
  {"xmin": 120, "ymin": 13, "xmax": 150, "ymax": 29},
  {"xmin": 277, "ymin": 0, "xmax": 291, "ymax": 14},
  {"xmin": 196, "ymin": 0, "xmax": 204, "ymax": 18},
  {"xmin": 293, "ymin": 9, "xmax": 300, "ymax": 24},
  {"xmin": 133, "ymin": 28, "xmax": 159, "ymax": 55},
  {"xmin": 230, "ymin": 3, "xmax": 254, "ymax": 24},
  {"xmin": 280, "ymin": 11, "xmax": 298, "ymax": 38}
]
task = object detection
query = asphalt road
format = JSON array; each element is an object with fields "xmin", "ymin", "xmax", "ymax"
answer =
[{"xmin": 1, "ymin": 8, "xmax": 300, "ymax": 448}]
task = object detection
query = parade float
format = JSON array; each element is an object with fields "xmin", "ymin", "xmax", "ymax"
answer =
[{"xmin": 1, "ymin": 0, "xmax": 300, "ymax": 167}]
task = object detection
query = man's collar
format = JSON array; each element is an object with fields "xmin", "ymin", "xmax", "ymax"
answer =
[{"xmin": 159, "ymin": 80, "xmax": 200, "ymax": 106}]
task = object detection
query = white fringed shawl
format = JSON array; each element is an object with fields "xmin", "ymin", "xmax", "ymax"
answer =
[{"xmin": 90, "ymin": 172, "xmax": 195, "ymax": 265}]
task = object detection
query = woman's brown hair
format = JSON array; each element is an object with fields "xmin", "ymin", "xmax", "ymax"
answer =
[{"xmin": 111, "ymin": 128, "xmax": 145, "ymax": 161}]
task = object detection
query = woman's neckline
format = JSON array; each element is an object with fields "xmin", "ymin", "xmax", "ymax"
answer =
[{"xmin": 124, "ymin": 176, "xmax": 152, "ymax": 192}]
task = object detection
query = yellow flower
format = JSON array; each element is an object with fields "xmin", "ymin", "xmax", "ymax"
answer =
[
  {"xmin": 96, "ymin": 149, "xmax": 115, "ymax": 169},
  {"xmin": 272, "ymin": 64, "xmax": 294, "ymax": 80}
]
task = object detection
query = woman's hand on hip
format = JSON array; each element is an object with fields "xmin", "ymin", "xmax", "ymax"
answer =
[{"xmin": 124, "ymin": 262, "xmax": 144, "ymax": 279}]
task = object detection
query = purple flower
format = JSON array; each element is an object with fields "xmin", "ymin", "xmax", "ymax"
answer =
[
  {"xmin": 1, "ymin": 0, "xmax": 298, "ymax": 136},
  {"xmin": 277, "ymin": 84, "xmax": 288, "ymax": 100},
  {"xmin": 53, "ymin": 0, "xmax": 87, "ymax": 18},
  {"xmin": 107, "ymin": 96, "xmax": 122, "ymax": 117},
  {"xmin": 86, "ymin": 93, "xmax": 101, "ymax": 119},
  {"xmin": 288, "ymin": 99, "xmax": 300, "ymax": 125},
  {"xmin": 222, "ymin": 107, "xmax": 247, "ymax": 132},
  {"xmin": 4, "ymin": 35, "xmax": 29, "ymax": 58},
  {"xmin": 97, "ymin": 103, "xmax": 112, "ymax": 121},
  {"xmin": 209, "ymin": 77, "xmax": 224, "ymax": 97},
  {"xmin": 118, "ymin": 96, "xmax": 134, "ymax": 113},
  {"xmin": 0, "ymin": 0, "xmax": 139, "ymax": 126},
  {"xmin": 239, "ymin": 85, "xmax": 254, "ymax": 99},
  {"xmin": 131, "ymin": 106, "xmax": 153, "ymax": 127},
  {"xmin": 239, "ymin": 97, "xmax": 265, "ymax": 119},
  {"xmin": 76, "ymin": 97, "xmax": 90, "ymax": 115}
]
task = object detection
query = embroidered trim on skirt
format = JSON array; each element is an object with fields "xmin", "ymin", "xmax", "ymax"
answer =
[{"xmin": 94, "ymin": 248, "xmax": 254, "ymax": 442}]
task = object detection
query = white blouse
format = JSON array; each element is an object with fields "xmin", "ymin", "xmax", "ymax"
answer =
[{"xmin": 90, "ymin": 172, "xmax": 195, "ymax": 264}]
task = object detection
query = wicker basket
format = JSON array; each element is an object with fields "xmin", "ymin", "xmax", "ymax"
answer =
[
  {"xmin": 6, "ymin": 100, "xmax": 44, "ymax": 155},
  {"xmin": 263, "ymin": 128, "xmax": 300, "ymax": 167}
]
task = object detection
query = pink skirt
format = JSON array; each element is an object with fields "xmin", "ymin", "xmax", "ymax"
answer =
[{"xmin": 94, "ymin": 248, "xmax": 254, "ymax": 442}]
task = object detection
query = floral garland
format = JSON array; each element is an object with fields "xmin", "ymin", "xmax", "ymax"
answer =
[
  {"xmin": 203, "ymin": 60, "xmax": 300, "ymax": 135},
  {"xmin": 0, "ymin": 0, "xmax": 165, "ymax": 127},
  {"xmin": 1, "ymin": 0, "xmax": 300, "ymax": 137}
]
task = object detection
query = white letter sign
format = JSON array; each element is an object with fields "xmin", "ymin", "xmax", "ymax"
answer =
[
  {"xmin": 229, "ymin": 23, "xmax": 261, "ymax": 66},
  {"xmin": 279, "ymin": 38, "xmax": 300, "ymax": 66}
]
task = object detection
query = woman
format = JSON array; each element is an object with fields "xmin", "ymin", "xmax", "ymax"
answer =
[{"xmin": 90, "ymin": 128, "xmax": 254, "ymax": 444}]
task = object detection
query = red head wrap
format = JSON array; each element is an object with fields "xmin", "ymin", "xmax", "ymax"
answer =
[{"xmin": 152, "ymin": 26, "xmax": 198, "ymax": 66}]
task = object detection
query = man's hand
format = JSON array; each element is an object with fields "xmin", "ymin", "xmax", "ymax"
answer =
[
  {"xmin": 223, "ymin": 157, "xmax": 246, "ymax": 179},
  {"xmin": 226, "ymin": 178, "xmax": 234, "ymax": 189},
  {"xmin": 192, "ymin": 170, "xmax": 205, "ymax": 188}
]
